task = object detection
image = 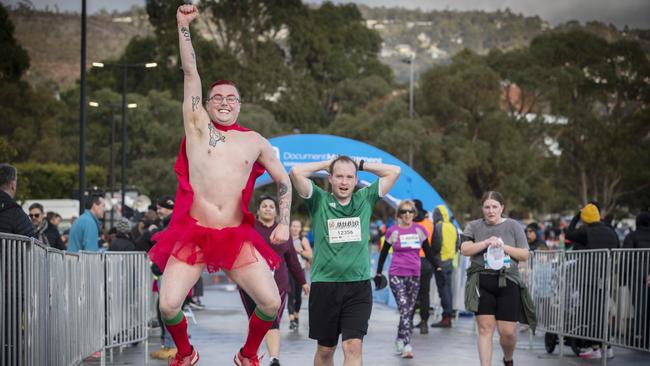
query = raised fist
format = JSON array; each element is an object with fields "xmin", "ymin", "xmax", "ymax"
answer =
[{"xmin": 177, "ymin": 4, "xmax": 198, "ymax": 26}]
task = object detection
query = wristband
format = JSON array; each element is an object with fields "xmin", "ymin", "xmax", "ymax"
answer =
[{"xmin": 359, "ymin": 160, "xmax": 364, "ymax": 171}]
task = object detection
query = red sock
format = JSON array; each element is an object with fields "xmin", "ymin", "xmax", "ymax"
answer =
[
  {"xmin": 164, "ymin": 312, "xmax": 192, "ymax": 357},
  {"xmin": 241, "ymin": 308, "xmax": 275, "ymax": 358}
]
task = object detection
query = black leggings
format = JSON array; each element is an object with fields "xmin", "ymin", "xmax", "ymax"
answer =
[{"xmin": 287, "ymin": 273, "xmax": 302, "ymax": 315}]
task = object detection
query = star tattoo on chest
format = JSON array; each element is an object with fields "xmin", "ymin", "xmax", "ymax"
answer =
[{"xmin": 208, "ymin": 122, "xmax": 226, "ymax": 147}]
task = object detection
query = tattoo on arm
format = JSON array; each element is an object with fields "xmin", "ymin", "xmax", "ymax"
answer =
[
  {"xmin": 207, "ymin": 122, "xmax": 226, "ymax": 147},
  {"xmin": 180, "ymin": 26, "xmax": 190, "ymax": 41},
  {"xmin": 278, "ymin": 182, "xmax": 291, "ymax": 225},
  {"xmin": 278, "ymin": 182, "xmax": 288, "ymax": 197},
  {"xmin": 191, "ymin": 96, "xmax": 200, "ymax": 112},
  {"xmin": 191, "ymin": 50, "xmax": 195, "ymax": 61}
]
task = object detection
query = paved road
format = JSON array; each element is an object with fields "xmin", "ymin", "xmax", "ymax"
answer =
[{"xmin": 85, "ymin": 282, "xmax": 650, "ymax": 366}]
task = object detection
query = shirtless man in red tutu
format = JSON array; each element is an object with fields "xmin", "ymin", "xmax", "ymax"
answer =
[{"xmin": 148, "ymin": 5, "xmax": 291, "ymax": 366}]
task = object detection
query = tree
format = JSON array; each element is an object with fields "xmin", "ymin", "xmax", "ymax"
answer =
[
  {"xmin": 526, "ymin": 30, "xmax": 650, "ymax": 214},
  {"xmin": 415, "ymin": 49, "xmax": 548, "ymax": 217},
  {"xmin": 0, "ymin": 4, "xmax": 30, "ymax": 82}
]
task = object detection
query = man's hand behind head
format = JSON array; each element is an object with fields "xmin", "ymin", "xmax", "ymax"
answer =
[{"xmin": 177, "ymin": 4, "xmax": 199, "ymax": 26}]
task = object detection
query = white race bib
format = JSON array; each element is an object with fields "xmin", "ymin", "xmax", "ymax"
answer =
[
  {"xmin": 399, "ymin": 233, "xmax": 420, "ymax": 249},
  {"xmin": 327, "ymin": 217, "xmax": 362, "ymax": 244}
]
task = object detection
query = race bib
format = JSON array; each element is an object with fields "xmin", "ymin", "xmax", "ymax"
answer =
[
  {"xmin": 327, "ymin": 217, "xmax": 362, "ymax": 244},
  {"xmin": 399, "ymin": 233, "xmax": 420, "ymax": 249}
]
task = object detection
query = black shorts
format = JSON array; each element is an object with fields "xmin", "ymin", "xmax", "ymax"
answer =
[
  {"xmin": 239, "ymin": 289, "xmax": 287, "ymax": 329},
  {"xmin": 476, "ymin": 274, "xmax": 520, "ymax": 322},
  {"xmin": 309, "ymin": 280, "xmax": 372, "ymax": 347}
]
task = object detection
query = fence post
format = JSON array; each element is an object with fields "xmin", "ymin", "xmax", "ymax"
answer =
[
  {"xmin": 601, "ymin": 250, "xmax": 612, "ymax": 366},
  {"xmin": 558, "ymin": 250, "xmax": 566, "ymax": 359}
]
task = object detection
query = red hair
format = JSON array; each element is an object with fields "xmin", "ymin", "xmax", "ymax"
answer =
[{"xmin": 208, "ymin": 79, "xmax": 239, "ymax": 94}]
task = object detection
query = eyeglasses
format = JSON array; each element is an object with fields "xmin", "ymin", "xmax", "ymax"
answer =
[
  {"xmin": 206, "ymin": 94, "xmax": 240, "ymax": 105},
  {"xmin": 29, "ymin": 213, "xmax": 41, "ymax": 218},
  {"xmin": 398, "ymin": 209, "xmax": 416, "ymax": 215}
]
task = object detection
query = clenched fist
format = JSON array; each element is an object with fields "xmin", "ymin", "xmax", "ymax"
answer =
[
  {"xmin": 177, "ymin": 4, "xmax": 199, "ymax": 26},
  {"xmin": 269, "ymin": 223, "xmax": 290, "ymax": 245}
]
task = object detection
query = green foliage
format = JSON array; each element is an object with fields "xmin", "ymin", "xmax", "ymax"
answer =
[
  {"xmin": 128, "ymin": 157, "xmax": 177, "ymax": 198},
  {"xmin": 3, "ymin": 2, "xmax": 649, "ymax": 220},
  {"xmin": 0, "ymin": 81, "xmax": 71, "ymax": 164},
  {"xmin": 14, "ymin": 162, "xmax": 104, "ymax": 200},
  {"xmin": 0, "ymin": 4, "xmax": 30, "ymax": 81},
  {"xmin": 525, "ymin": 30, "xmax": 650, "ymax": 213},
  {"xmin": 238, "ymin": 103, "xmax": 288, "ymax": 137}
]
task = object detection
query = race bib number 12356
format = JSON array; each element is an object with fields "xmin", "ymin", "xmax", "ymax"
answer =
[{"xmin": 327, "ymin": 217, "xmax": 362, "ymax": 244}]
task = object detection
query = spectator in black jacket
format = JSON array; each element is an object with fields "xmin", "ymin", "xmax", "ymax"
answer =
[
  {"xmin": 29, "ymin": 203, "xmax": 65, "ymax": 250},
  {"xmin": 566, "ymin": 203, "xmax": 619, "ymax": 250},
  {"xmin": 1, "ymin": 165, "xmax": 34, "ymax": 366},
  {"xmin": 135, "ymin": 195, "xmax": 173, "ymax": 252},
  {"xmin": 623, "ymin": 212, "xmax": 650, "ymax": 249},
  {"xmin": 566, "ymin": 203, "xmax": 618, "ymax": 358},
  {"xmin": 109, "ymin": 218, "xmax": 136, "ymax": 251},
  {"xmin": 0, "ymin": 164, "xmax": 34, "ymax": 237}
]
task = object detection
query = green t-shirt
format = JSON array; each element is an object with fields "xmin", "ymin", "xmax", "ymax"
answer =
[{"xmin": 306, "ymin": 180, "xmax": 381, "ymax": 282}]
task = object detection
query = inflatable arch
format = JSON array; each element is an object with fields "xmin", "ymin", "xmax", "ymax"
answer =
[{"xmin": 255, "ymin": 134, "xmax": 454, "ymax": 219}]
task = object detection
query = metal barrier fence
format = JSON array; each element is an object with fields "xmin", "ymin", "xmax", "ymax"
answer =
[
  {"xmin": 0, "ymin": 234, "xmax": 151, "ymax": 366},
  {"xmin": 526, "ymin": 249, "xmax": 650, "ymax": 362},
  {"xmin": 610, "ymin": 249, "xmax": 650, "ymax": 352},
  {"xmin": 105, "ymin": 252, "xmax": 151, "ymax": 354}
]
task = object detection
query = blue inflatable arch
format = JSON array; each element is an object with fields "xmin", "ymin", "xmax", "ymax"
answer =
[{"xmin": 255, "ymin": 134, "xmax": 454, "ymax": 219}]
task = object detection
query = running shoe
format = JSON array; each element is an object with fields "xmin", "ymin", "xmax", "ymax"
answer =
[
  {"xmin": 234, "ymin": 348, "xmax": 262, "ymax": 366},
  {"xmin": 188, "ymin": 298, "xmax": 206, "ymax": 310},
  {"xmin": 395, "ymin": 339, "xmax": 405, "ymax": 354},
  {"xmin": 401, "ymin": 344, "xmax": 413, "ymax": 359},
  {"xmin": 578, "ymin": 348, "xmax": 601, "ymax": 359},
  {"xmin": 168, "ymin": 347, "xmax": 199, "ymax": 366},
  {"xmin": 269, "ymin": 357, "xmax": 281, "ymax": 366}
]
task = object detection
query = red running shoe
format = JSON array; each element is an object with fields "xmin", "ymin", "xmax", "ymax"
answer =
[
  {"xmin": 234, "ymin": 348, "xmax": 262, "ymax": 366},
  {"xmin": 168, "ymin": 347, "xmax": 199, "ymax": 366}
]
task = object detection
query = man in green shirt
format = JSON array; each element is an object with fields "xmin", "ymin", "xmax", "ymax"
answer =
[{"xmin": 291, "ymin": 156, "xmax": 400, "ymax": 366}]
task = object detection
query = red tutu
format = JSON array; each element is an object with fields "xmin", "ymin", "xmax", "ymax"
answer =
[{"xmin": 148, "ymin": 122, "xmax": 281, "ymax": 273}]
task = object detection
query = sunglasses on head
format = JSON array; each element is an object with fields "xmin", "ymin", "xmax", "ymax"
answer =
[
  {"xmin": 29, "ymin": 213, "xmax": 41, "ymax": 218},
  {"xmin": 398, "ymin": 209, "xmax": 416, "ymax": 215}
]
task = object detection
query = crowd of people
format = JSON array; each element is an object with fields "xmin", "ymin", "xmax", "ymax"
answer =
[{"xmin": 2, "ymin": 4, "xmax": 650, "ymax": 366}]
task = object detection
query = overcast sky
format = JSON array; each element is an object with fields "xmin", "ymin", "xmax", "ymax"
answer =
[{"xmin": 3, "ymin": 0, "xmax": 649, "ymax": 29}]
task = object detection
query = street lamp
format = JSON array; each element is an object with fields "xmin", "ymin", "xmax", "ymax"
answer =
[
  {"xmin": 402, "ymin": 53, "xmax": 416, "ymax": 166},
  {"xmin": 402, "ymin": 53, "xmax": 415, "ymax": 119},
  {"xmin": 88, "ymin": 101, "xmax": 137, "ymax": 228},
  {"xmin": 91, "ymin": 61, "xmax": 156, "ymax": 216}
]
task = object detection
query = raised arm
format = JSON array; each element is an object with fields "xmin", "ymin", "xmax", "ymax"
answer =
[
  {"xmin": 361, "ymin": 162, "xmax": 401, "ymax": 197},
  {"xmin": 289, "ymin": 160, "xmax": 332, "ymax": 198},
  {"xmin": 257, "ymin": 137, "xmax": 291, "ymax": 244},
  {"xmin": 177, "ymin": 5, "xmax": 209, "ymax": 136}
]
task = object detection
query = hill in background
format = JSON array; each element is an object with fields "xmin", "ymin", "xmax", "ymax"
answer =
[
  {"xmin": 9, "ymin": 6, "xmax": 152, "ymax": 89},
  {"xmin": 357, "ymin": 5, "xmax": 650, "ymax": 82},
  {"xmin": 8, "ymin": 4, "xmax": 650, "ymax": 88}
]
